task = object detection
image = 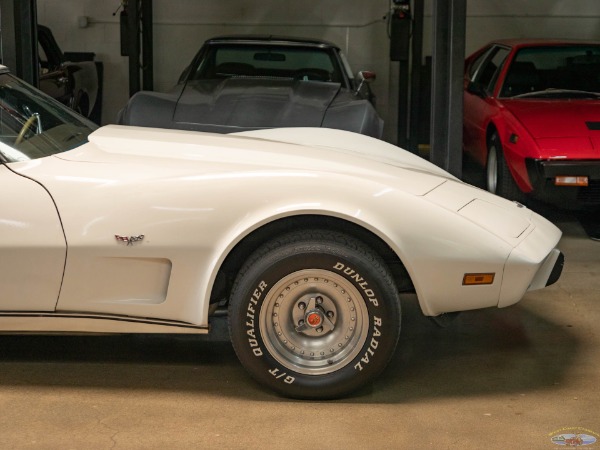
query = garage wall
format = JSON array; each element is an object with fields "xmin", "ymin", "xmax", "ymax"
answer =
[
  {"xmin": 425, "ymin": 0, "xmax": 600, "ymax": 56},
  {"xmin": 36, "ymin": 0, "xmax": 392, "ymax": 134},
  {"xmin": 36, "ymin": 0, "xmax": 600, "ymax": 142}
]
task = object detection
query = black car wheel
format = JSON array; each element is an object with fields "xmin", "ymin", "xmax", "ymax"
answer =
[{"xmin": 228, "ymin": 230, "xmax": 401, "ymax": 399}]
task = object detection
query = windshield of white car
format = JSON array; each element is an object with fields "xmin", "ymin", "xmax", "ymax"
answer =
[
  {"xmin": 499, "ymin": 45, "xmax": 600, "ymax": 98},
  {"xmin": 0, "ymin": 73, "xmax": 97, "ymax": 163},
  {"xmin": 190, "ymin": 44, "xmax": 344, "ymax": 84}
]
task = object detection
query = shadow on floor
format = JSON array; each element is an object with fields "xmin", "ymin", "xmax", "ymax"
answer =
[
  {"xmin": 576, "ymin": 211, "xmax": 600, "ymax": 240},
  {"xmin": 0, "ymin": 299, "xmax": 579, "ymax": 404},
  {"xmin": 362, "ymin": 295, "xmax": 580, "ymax": 403}
]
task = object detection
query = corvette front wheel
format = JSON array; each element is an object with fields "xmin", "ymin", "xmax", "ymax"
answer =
[{"xmin": 228, "ymin": 230, "xmax": 401, "ymax": 399}]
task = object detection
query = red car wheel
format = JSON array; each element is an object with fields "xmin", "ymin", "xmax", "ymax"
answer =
[{"xmin": 486, "ymin": 133, "xmax": 526, "ymax": 203}]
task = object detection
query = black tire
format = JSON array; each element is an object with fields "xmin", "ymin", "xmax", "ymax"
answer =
[
  {"xmin": 228, "ymin": 230, "xmax": 401, "ymax": 399},
  {"xmin": 486, "ymin": 132, "xmax": 526, "ymax": 203}
]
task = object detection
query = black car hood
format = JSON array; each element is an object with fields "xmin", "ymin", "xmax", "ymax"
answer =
[{"xmin": 173, "ymin": 78, "xmax": 342, "ymax": 129}]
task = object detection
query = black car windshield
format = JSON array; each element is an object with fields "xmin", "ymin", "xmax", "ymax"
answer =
[
  {"xmin": 191, "ymin": 44, "xmax": 344, "ymax": 84},
  {"xmin": 500, "ymin": 45, "xmax": 600, "ymax": 98},
  {"xmin": 0, "ymin": 72, "xmax": 97, "ymax": 163}
]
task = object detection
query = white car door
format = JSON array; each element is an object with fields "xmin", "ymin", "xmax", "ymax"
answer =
[{"xmin": 0, "ymin": 165, "xmax": 66, "ymax": 310}]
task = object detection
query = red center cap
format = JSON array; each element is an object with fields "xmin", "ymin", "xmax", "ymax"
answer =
[{"xmin": 307, "ymin": 312, "xmax": 322, "ymax": 327}]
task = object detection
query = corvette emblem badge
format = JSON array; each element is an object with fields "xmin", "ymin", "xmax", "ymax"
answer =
[{"xmin": 115, "ymin": 234, "xmax": 145, "ymax": 245}]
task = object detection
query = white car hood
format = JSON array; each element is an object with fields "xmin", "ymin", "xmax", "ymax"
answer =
[
  {"xmin": 58, "ymin": 125, "xmax": 454, "ymax": 196},
  {"xmin": 233, "ymin": 127, "xmax": 452, "ymax": 178}
]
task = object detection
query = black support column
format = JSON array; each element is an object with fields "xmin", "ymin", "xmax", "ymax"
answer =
[
  {"xmin": 0, "ymin": 0, "xmax": 38, "ymax": 86},
  {"xmin": 429, "ymin": 0, "xmax": 466, "ymax": 178},
  {"xmin": 123, "ymin": 0, "xmax": 153, "ymax": 96},
  {"xmin": 141, "ymin": 0, "xmax": 153, "ymax": 91},
  {"xmin": 389, "ymin": 2, "xmax": 411, "ymax": 149},
  {"xmin": 407, "ymin": 0, "xmax": 424, "ymax": 153},
  {"xmin": 126, "ymin": 0, "xmax": 141, "ymax": 96}
]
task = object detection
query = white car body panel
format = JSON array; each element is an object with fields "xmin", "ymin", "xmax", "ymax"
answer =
[
  {"xmin": 0, "ymin": 165, "xmax": 66, "ymax": 310},
  {"xmin": 0, "ymin": 67, "xmax": 566, "ymax": 398},
  {"xmin": 7, "ymin": 125, "xmax": 562, "ymax": 326}
]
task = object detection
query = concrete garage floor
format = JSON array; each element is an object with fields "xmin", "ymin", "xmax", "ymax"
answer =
[{"xmin": 0, "ymin": 213, "xmax": 598, "ymax": 449}]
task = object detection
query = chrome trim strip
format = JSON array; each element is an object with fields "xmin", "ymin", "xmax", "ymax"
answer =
[{"xmin": 0, "ymin": 312, "xmax": 209, "ymax": 335}]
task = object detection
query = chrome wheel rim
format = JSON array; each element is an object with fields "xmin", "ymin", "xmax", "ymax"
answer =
[
  {"xmin": 259, "ymin": 269, "xmax": 369, "ymax": 375},
  {"xmin": 487, "ymin": 144, "xmax": 498, "ymax": 194}
]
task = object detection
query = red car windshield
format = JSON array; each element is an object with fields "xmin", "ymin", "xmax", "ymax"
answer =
[{"xmin": 500, "ymin": 45, "xmax": 600, "ymax": 98}]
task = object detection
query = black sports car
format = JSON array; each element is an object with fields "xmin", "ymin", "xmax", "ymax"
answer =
[{"xmin": 118, "ymin": 35, "xmax": 383, "ymax": 138}]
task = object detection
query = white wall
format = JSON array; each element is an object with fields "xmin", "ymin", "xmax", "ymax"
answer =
[{"xmin": 36, "ymin": 0, "xmax": 600, "ymax": 142}]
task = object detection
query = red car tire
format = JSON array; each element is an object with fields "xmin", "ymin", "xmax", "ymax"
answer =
[{"xmin": 486, "ymin": 133, "xmax": 526, "ymax": 203}]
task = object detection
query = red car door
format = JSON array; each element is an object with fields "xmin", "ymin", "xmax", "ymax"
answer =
[{"xmin": 463, "ymin": 46, "xmax": 511, "ymax": 166}]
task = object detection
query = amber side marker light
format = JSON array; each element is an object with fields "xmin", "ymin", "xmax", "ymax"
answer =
[
  {"xmin": 555, "ymin": 176, "xmax": 588, "ymax": 187},
  {"xmin": 463, "ymin": 273, "xmax": 495, "ymax": 286}
]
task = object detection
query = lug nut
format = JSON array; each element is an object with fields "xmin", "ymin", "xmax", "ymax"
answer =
[
  {"xmin": 326, "ymin": 311, "xmax": 334, "ymax": 319},
  {"xmin": 298, "ymin": 302, "xmax": 306, "ymax": 310},
  {"xmin": 298, "ymin": 319, "xmax": 305, "ymax": 327},
  {"xmin": 316, "ymin": 296, "xmax": 323, "ymax": 305},
  {"xmin": 316, "ymin": 326, "xmax": 324, "ymax": 333}
]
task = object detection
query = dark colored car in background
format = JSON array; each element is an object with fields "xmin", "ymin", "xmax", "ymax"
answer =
[
  {"xmin": 38, "ymin": 25, "xmax": 102, "ymax": 124},
  {"xmin": 463, "ymin": 39, "xmax": 600, "ymax": 209},
  {"xmin": 118, "ymin": 35, "xmax": 383, "ymax": 138}
]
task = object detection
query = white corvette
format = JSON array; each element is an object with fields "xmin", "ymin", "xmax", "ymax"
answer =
[{"xmin": 0, "ymin": 68, "xmax": 563, "ymax": 398}]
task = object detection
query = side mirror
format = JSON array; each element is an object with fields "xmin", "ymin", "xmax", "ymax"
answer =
[
  {"xmin": 358, "ymin": 70, "xmax": 376, "ymax": 82},
  {"xmin": 355, "ymin": 70, "xmax": 376, "ymax": 95}
]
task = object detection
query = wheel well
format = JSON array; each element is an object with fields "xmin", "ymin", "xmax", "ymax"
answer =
[
  {"xmin": 209, "ymin": 215, "xmax": 414, "ymax": 309},
  {"xmin": 486, "ymin": 123, "xmax": 498, "ymax": 148}
]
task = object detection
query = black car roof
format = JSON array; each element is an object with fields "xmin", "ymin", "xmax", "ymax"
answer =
[{"xmin": 205, "ymin": 35, "xmax": 340, "ymax": 50}]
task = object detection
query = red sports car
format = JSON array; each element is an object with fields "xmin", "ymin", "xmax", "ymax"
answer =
[{"xmin": 463, "ymin": 39, "xmax": 600, "ymax": 209}]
